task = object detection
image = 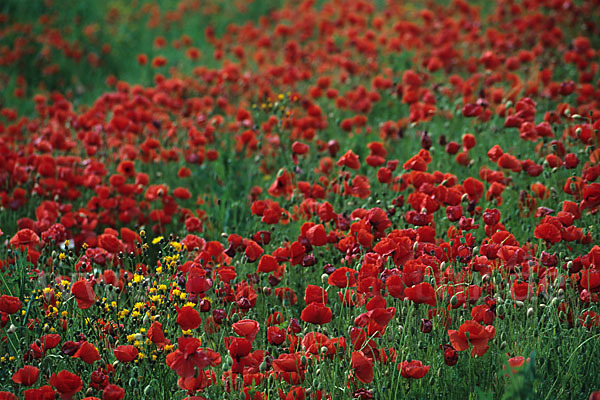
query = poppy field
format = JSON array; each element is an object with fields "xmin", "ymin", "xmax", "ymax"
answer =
[{"xmin": 1, "ymin": 0, "xmax": 600, "ymax": 399}]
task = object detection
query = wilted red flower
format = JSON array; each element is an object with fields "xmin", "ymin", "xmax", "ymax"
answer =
[
  {"xmin": 12, "ymin": 366, "xmax": 39, "ymax": 386},
  {"xmin": 399, "ymin": 359, "xmax": 430, "ymax": 379},
  {"xmin": 49, "ymin": 370, "xmax": 82, "ymax": 399}
]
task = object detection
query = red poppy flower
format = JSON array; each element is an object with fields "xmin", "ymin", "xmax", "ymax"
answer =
[
  {"xmin": 278, "ymin": 387, "xmax": 306, "ymax": 400},
  {"xmin": 224, "ymin": 337, "xmax": 252, "ymax": 373},
  {"xmin": 113, "ymin": 345, "xmax": 139, "ymax": 363},
  {"xmin": 352, "ymin": 351, "xmax": 374, "ymax": 383},
  {"xmin": 337, "ymin": 150, "xmax": 361, "ymax": 169},
  {"xmin": 12, "ymin": 366, "xmax": 39, "ymax": 386},
  {"xmin": 9, "ymin": 229, "xmax": 40, "ymax": 249},
  {"xmin": 233, "ymin": 319, "xmax": 260, "ymax": 343},
  {"xmin": 305, "ymin": 224, "xmax": 327, "ymax": 246},
  {"xmin": 291, "ymin": 141, "xmax": 309, "ymax": 155},
  {"xmin": 166, "ymin": 337, "xmax": 213, "ymax": 378},
  {"xmin": 267, "ymin": 326, "xmax": 287, "ymax": 345},
  {"xmin": 23, "ymin": 385, "xmax": 55, "ymax": 400},
  {"xmin": 386, "ymin": 274, "xmax": 406, "ymax": 299},
  {"xmin": 177, "ymin": 306, "xmax": 202, "ymax": 331},
  {"xmin": 511, "ymin": 281, "xmax": 532, "ymax": 301},
  {"xmin": 448, "ymin": 320, "xmax": 496, "ymax": 357},
  {"xmin": 534, "ymin": 223, "xmax": 562, "ymax": 244},
  {"xmin": 244, "ymin": 240, "xmax": 264, "ymax": 262},
  {"xmin": 102, "ymin": 384, "xmax": 125, "ymax": 400},
  {"xmin": 0, "ymin": 392, "xmax": 17, "ymax": 400},
  {"xmin": 49, "ymin": 370, "xmax": 82, "ymax": 399},
  {"xmin": 40, "ymin": 334, "xmax": 61, "ymax": 351},
  {"xmin": 463, "ymin": 177, "xmax": 484, "ymax": 202},
  {"xmin": 399, "ymin": 360, "xmax": 430, "ymax": 379},
  {"xmin": 301, "ymin": 303, "xmax": 332, "ymax": 325},
  {"xmin": 304, "ymin": 284, "xmax": 327, "ymax": 305},
  {"xmin": 328, "ymin": 267, "xmax": 358, "ymax": 287},
  {"xmin": 404, "ymin": 282, "xmax": 436, "ymax": 306},
  {"xmin": 257, "ymin": 254, "xmax": 279, "ymax": 273},
  {"xmin": 272, "ymin": 352, "xmax": 306, "ymax": 383},
  {"xmin": 71, "ymin": 280, "xmax": 95, "ymax": 310},
  {"xmin": 147, "ymin": 321, "xmax": 170, "ymax": 347},
  {"xmin": 442, "ymin": 344, "xmax": 458, "ymax": 366},
  {"xmin": 73, "ymin": 341, "xmax": 100, "ymax": 364},
  {"xmin": 506, "ymin": 356, "xmax": 528, "ymax": 374},
  {"xmin": 403, "ymin": 154, "xmax": 427, "ymax": 171},
  {"xmin": 0, "ymin": 295, "xmax": 22, "ymax": 314},
  {"xmin": 98, "ymin": 233, "xmax": 125, "ymax": 254}
]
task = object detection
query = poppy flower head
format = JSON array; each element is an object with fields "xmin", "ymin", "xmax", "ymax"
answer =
[
  {"xmin": 398, "ymin": 359, "xmax": 430, "ymax": 379},
  {"xmin": 49, "ymin": 370, "xmax": 83, "ymax": 399}
]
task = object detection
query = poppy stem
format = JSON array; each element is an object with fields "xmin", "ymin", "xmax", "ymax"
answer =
[{"xmin": 543, "ymin": 332, "xmax": 600, "ymax": 400}]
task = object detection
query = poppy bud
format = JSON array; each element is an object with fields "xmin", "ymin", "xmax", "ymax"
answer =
[
  {"xmin": 420, "ymin": 319, "xmax": 433, "ymax": 333},
  {"xmin": 144, "ymin": 385, "xmax": 154, "ymax": 396},
  {"xmin": 321, "ymin": 274, "xmax": 328, "ymax": 284},
  {"xmin": 259, "ymin": 361, "xmax": 267, "ymax": 372},
  {"xmin": 450, "ymin": 296, "xmax": 458, "ymax": 306}
]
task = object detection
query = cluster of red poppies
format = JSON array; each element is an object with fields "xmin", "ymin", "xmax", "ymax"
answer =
[{"xmin": 1, "ymin": 0, "xmax": 600, "ymax": 399}]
